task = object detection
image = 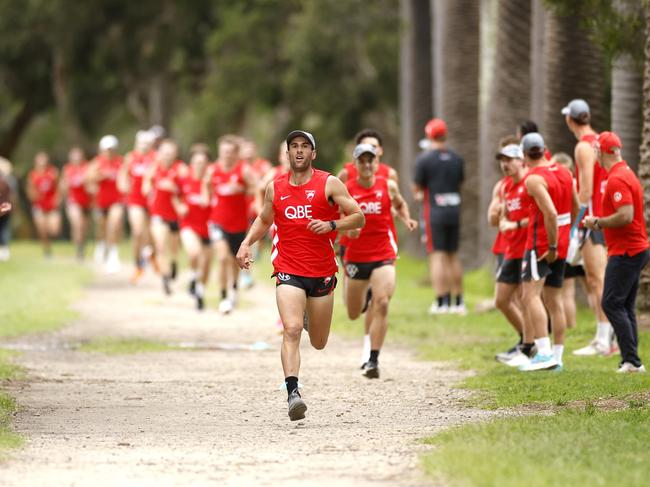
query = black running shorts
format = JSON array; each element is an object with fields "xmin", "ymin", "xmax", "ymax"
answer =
[
  {"xmin": 152, "ymin": 215, "xmax": 179, "ymax": 233},
  {"xmin": 275, "ymin": 272, "xmax": 338, "ymax": 297},
  {"xmin": 428, "ymin": 222, "xmax": 460, "ymax": 253},
  {"xmin": 580, "ymin": 228, "xmax": 605, "ymax": 246},
  {"xmin": 564, "ymin": 262, "xmax": 586, "ymax": 279},
  {"xmin": 521, "ymin": 249, "xmax": 565, "ymax": 288},
  {"xmin": 343, "ymin": 259, "xmax": 395, "ymax": 280},
  {"xmin": 496, "ymin": 258, "xmax": 522, "ymax": 285},
  {"xmin": 209, "ymin": 223, "xmax": 246, "ymax": 256}
]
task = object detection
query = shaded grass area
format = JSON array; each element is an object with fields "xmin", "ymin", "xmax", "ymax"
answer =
[
  {"xmin": 78, "ymin": 337, "xmax": 181, "ymax": 355},
  {"xmin": 0, "ymin": 350, "xmax": 23, "ymax": 452},
  {"xmin": 422, "ymin": 405, "xmax": 650, "ymax": 487}
]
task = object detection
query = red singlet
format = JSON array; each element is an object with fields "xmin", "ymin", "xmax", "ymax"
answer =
[
  {"xmin": 272, "ymin": 169, "xmax": 339, "ymax": 277},
  {"xmin": 29, "ymin": 167, "xmax": 58, "ymax": 211},
  {"xmin": 127, "ymin": 150, "xmax": 155, "ymax": 207},
  {"xmin": 209, "ymin": 161, "xmax": 249, "ymax": 233},
  {"xmin": 63, "ymin": 162, "xmax": 91, "ymax": 208},
  {"xmin": 179, "ymin": 170, "xmax": 210, "ymax": 238},
  {"xmin": 149, "ymin": 160, "xmax": 184, "ymax": 221},
  {"xmin": 501, "ymin": 177, "xmax": 528, "ymax": 260},
  {"xmin": 95, "ymin": 155, "xmax": 123, "ymax": 209},
  {"xmin": 576, "ymin": 133, "xmax": 607, "ymax": 217}
]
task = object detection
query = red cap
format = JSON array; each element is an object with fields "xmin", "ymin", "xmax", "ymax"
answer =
[
  {"xmin": 597, "ymin": 131, "xmax": 622, "ymax": 154},
  {"xmin": 425, "ymin": 118, "xmax": 447, "ymax": 140}
]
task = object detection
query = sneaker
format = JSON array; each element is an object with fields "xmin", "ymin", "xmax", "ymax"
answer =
[
  {"xmin": 573, "ymin": 339, "xmax": 610, "ymax": 356},
  {"xmin": 553, "ymin": 364, "xmax": 564, "ymax": 373},
  {"xmin": 428, "ymin": 302, "xmax": 449, "ymax": 315},
  {"xmin": 196, "ymin": 295, "xmax": 204, "ymax": 311},
  {"xmin": 105, "ymin": 252, "xmax": 121, "ymax": 274},
  {"xmin": 227, "ymin": 288, "xmax": 239, "ymax": 307},
  {"xmin": 130, "ymin": 267, "xmax": 144, "ymax": 284},
  {"xmin": 519, "ymin": 353, "xmax": 559, "ymax": 372},
  {"xmin": 495, "ymin": 343, "xmax": 521, "ymax": 364},
  {"xmin": 188, "ymin": 278, "xmax": 197, "ymax": 296},
  {"xmin": 218, "ymin": 298, "xmax": 233, "ymax": 315},
  {"xmin": 362, "ymin": 360, "xmax": 380, "ymax": 379},
  {"xmin": 449, "ymin": 303, "xmax": 467, "ymax": 316},
  {"xmin": 162, "ymin": 276, "xmax": 172, "ymax": 296},
  {"xmin": 0, "ymin": 246, "xmax": 10, "ymax": 261},
  {"xmin": 287, "ymin": 390, "xmax": 307, "ymax": 421},
  {"xmin": 93, "ymin": 242, "xmax": 106, "ymax": 265},
  {"xmin": 504, "ymin": 350, "xmax": 531, "ymax": 368},
  {"xmin": 239, "ymin": 271, "xmax": 255, "ymax": 289},
  {"xmin": 616, "ymin": 362, "xmax": 646, "ymax": 374},
  {"xmin": 170, "ymin": 261, "xmax": 178, "ymax": 280}
]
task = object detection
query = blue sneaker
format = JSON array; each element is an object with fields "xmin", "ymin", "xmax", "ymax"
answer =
[
  {"xmin": 552, "ymin": 364, "xmax": 564, "ymax": 373},
  {"xmin": 519, "ymin": 353, "xmax": 559, "ymax": 371}
]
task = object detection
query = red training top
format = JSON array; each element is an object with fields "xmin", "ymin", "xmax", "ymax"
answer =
[
  {"xmin": 95, "ymin": 155, "xmax": 124, "ymax": 209},
  {"xmin": 127, "ymin": 150, "xmax": 155, "ymax": 207},
  {"xmin": 344, "ymin": 176, "xmax": 396, "ymax": 263},
  {"xmin": 601, "ymin": 161, "xmax": 650, "ymax": 257},
  {"xmin": 502, "ymin": 177, "xmax": 528, "ymax": 260},
  {"xmin": 576, "ymin": 133, "xmax": 607, "ymax": 218},
  {"xmin": 29, "ymin": 167, "xmax": 58, "ymax": 211},
  {"xmin": 209, "ymin": 161, "xmax": 249, "ymax": 233},
  {"xmin": 179, "ymin": 169, "xmax": 210, "ymax": 238},
  {"xmin": 547, "ymin": 163, "xmax": 574, "ymax": 259},
  {"xmin": 149, "ymin": 160, "xmax": 184, "ymax": 221},
  {"xmin": 272, "ymin": 169, "xmax": 339, "ymax": 277},
  {"xmin": 63, "ymin": 162, "xmax": 91, "ymax": 208}
]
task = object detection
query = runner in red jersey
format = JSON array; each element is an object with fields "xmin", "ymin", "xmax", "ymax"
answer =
[
  {"xmin": 204, "ymin": 135, "xmax": 257, "ymax": 314},
  {"xmin": 87, "ymin": 135, "xmax": 124, "ymax": 273},
  {"xmin": 336, "ymin": 129, "xmax": 399, "ymax": 363},
  {"xmin": 236, "ymin": 130, "xmax": 364, "ymax": 421},
  {"xmin": 343, "ymin": 144, "xmax": 417, "ymax": 379},
  {"xmin": 143, "ymin": 139, "xmax": 186, "ymax": 295},
  {"xmin": 488, "ymin": 142, "xmax": 529, "ymax": 366},
  {"xmin": 61, "ymin": 147, "xmax": 91, "ymax": 260},
  {"xmin": 562, "ymin": 99, "xmax": 613, "ymax": 356},
  {"xmin": 177, "ymin": 149, "xmax": 212, "ymax": 310},
  {"xmin": 27, "ymin": 151, "xmax": 61, "ymax": 257},
  {"xmin": 118, "ymin": 130, "xmax": 156, "ymax": 282}
]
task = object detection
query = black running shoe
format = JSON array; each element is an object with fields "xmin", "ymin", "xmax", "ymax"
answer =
[
  {"xmin": 171, "ymin": 261, "xmax": 178, "ymax": 280},
  {"xmin": 361, "ymin": 287, "xmax": 373, "ymax": 314},
  {"xmin": 362, "ymin": 360, "xmax": 379, "ymax": 379},
  {"xmin": 188, "ymin": 278, "xmax": 196, "ymax": 296},
  {"xmin": 287, "ymin": 390, "xmax": 307, "ymax": 421},
  {"xmin": 163, "ymin": 276, "xmax": 172, "ymax": 296},
  {"xmin": 196, "ymin": 295, "xmax": 204, "ymax": 311}
]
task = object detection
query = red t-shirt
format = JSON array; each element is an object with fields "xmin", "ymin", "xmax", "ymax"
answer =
[
  {"xmin": 576, "ymin": 133, "xmax": 607, "ymax": 218},
  {"xmin": 149, "ymin": 161, "xmax": 184, "ymax": 221},
  {"xmin": 63, "ymin": 162, "xmax": 91, "ymax": 208},
  {"xmin": 29, "ymin": 167, "xmax": 58, "ymax": 211},
  {"xmin": 95, "ymin": 155, "xmax": 123, "ymax": 209},
  {"xmin": 179, "ymin": 171, "xmax": 210, "ymax": 238},
  {"xmin": 127, "ymin": 150, "xmax": 154, "ymax": 207},
  {"xmin": 525, "ymin": 165, "xmax": 567, "ymax": 256},
  {"xmin": 502, "ymin": 177, "xmax": 528, "ymax": 260},
  {"xmin": 209, "ymin": 161, "xmax": 249, "ymax": 233},
  {"xmin": 601, "ymin": 161, "xmax": 650, "ymax": 257},
  {"xmin": 344, "ymin": 177, "xmax": 396, "ymax": 263},
  {"xmin": 272, "ymin": 169, "xmax": 339, "ymax": 277}
]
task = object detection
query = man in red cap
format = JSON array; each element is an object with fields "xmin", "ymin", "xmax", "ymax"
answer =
[
  {"xmin": 413, "ymin": 118, "xmax": 465, "ymax": 315},
  {"xmin": 584, "ymin": 131, "xmax": 650, "ymax": 373}
]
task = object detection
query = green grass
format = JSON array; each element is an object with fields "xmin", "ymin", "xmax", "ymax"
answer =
[
  {"xmin": 422, "ymin": 406, "xmax": 650, "ymax": 487},
  {"xmin": 0, "ymin": 350, "xmax": 24, "ymax": 452},
  {"xmin": 78, "ymin": 337, "xmax": 181, "ymax": 355},
  {"xmin": 0, "ymin": 242, "xmax": 92, "ymax": 338}
]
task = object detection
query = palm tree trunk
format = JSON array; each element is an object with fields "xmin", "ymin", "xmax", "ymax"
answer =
[
  {"xmin": 612, "ymin": 54, "xmax": 643, "ymax": 172},
  {"xmin": 542, "ymin": 9, "xmax": 608, "ymax": 155},
  {"xmin": 637, "ymin": 1, "xmax": 650, "ymax": 320},
  {"xmin": 433, "ymin": 0, "xmax": 481, "ymax": 268}
]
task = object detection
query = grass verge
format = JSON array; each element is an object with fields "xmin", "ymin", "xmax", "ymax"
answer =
[{"xmin": 78, "ymin": 337, "xmax": 181, "ymax": 355}]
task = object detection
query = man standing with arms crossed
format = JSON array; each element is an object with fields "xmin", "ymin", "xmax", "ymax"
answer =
[
  {"xmin": 236, "ymin": 130, "xmax": 364, "ymax": 421},
  {"xmin": 584, "ymin": 132, "xmax": 650, "ymax": 373},
  {"xmin": 563, "ymin": 99, "xmax": 614, "ymax": 356}
]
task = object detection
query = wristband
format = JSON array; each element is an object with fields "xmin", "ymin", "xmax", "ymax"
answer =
[
  {"xmin": 594, "ymin": 218, "xmax": 600, "ymax": 230},
  {"xmin": 329, "ymin": 220, "xmax": 337, "ymax": 231},
  {"xmin": 548, "ymin": 244, "xmax": 558, "ymax": 251},
  {"xmin": 516, "ymin": 220, "xmax": 521, "ymax": 229}
]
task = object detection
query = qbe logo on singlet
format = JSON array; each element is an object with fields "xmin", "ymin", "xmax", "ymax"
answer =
[
  {"xmin": 506, "ymin": 198, "xmax": 522, "ymax": 212},
  {"xmin": 285, "ymin": 205, "xmax": 312, "ymax": 219},
  {"xmin": 359, "ymin": 201, "xmax": 382, "ymax": 215}
]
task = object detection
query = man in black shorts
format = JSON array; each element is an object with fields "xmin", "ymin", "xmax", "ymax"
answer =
[{"xmin": 413, "ymin": 118, "xmax": 465, "ymax": 315}]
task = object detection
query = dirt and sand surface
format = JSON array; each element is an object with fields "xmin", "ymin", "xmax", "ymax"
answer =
[{"xmin": 0, "ymin": 266, "xmax": 496, "ymax": 486}]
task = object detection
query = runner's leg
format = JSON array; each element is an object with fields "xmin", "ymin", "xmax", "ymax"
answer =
[
  {"xmin": 345, "ymin": 278, "xmax": 370, "ymax": 321},
  {"xmin": 367, "ymin": 265, "xmax": 396, "ymax": 352},
  {"xmin": 306, "ymin": 292, "xmax": 335, "ymax": 350},
  {"xmin": 33, "ymin": 210, "xmax": 50, "ymax": 256},
  {"xmin": 495, "ymin": 282, "xmax": 524, "ymax": 334},
  {"xmin": 277, "ymin": 284, "xmax": 307, "ymax": 377}
]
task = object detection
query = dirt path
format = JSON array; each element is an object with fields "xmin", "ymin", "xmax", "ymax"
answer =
[{"xmin": 0, "ymin": 266, "xmax": 494, "ymax": 486}]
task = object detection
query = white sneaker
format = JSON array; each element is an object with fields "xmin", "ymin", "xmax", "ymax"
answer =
[
  {"xmin": 616, "ymin": 362, "xmax": 647, "ymax": 374},
  {"xmin": 428, "ymin": 303, "xmax": 449, "ymax": 315},
  {"xmin": 504, "ymin": 351, "xmax": 531, "ymax": 368},
  {"xmin": 573, "ymin": 339, "xmax": 610, "ymax": 356},
  {"xmin": 105, "ymin": 249, "xmax": 121, "ymax": 274},
  {"xmin": 227, "ymin": 288, "xmax": 239, "ymax": 307},
  {"xmin": 218, "ymin": 298, "xmax": 233, "ymax": 315},
  {"xmin": 94, "ymin": 242, "xmax": 106, "ymax": 265},
  {"xmin": 449, "ymin": 304, "xmax": 467, "ymax": 316},
  {"xmin": 519, "ymin": 353, "xmax": 559, "ymax": 371},
  {"xmin": 0, "ymin": 246, "xmax": 9, "ymax": 261}
]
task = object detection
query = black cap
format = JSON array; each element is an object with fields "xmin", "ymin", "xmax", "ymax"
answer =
[{"xmin": 286, "ymin": 130, "xmax": 316, "ymax": 150}]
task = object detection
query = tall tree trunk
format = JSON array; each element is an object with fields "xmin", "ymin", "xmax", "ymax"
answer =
[
  {"xmin": 0, "ymin": 102, "xmax": 34, "ymax": 159},
  {"xmin": 542, "ymin": 10, "xmax": 608, "ymax": 155},
  {"xmin": 480, "ymin": 0, "xmax": 532, "ymax": 262},
  {"xmin": 637, "ymin": 1, "xmax": 650, "ymax": 318},
  {"xmin": 433, "ymin": 0, "xmax": 481, "ymax": 268},
  {"xmin": 52, "ymin": 46, "xmax": 86, "ymax": 145},
  {"xmin": 148, "ymin": 74, "xmax": 172, "ymax": 130},
  {"xmin": 529, "ymin": 0, "xmax": 546, "ymax": 121},
  {"xmin": 399, "ymin": 0, "xmax": 432, "ymax": 253}
]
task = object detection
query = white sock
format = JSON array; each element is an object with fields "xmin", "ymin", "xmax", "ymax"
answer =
[
  {"xmin": 195, "ymin": 282, "xmax": 205, "ymax": 297},
  {"xmin": 553, "ymin": 345, "xmax": 564, "ymax": 365},
  {"xmin": 535, "ymin": 337, "xmax": 552, "ymax": 355},
  {"xmin": 362, "ymin": 334, "xmax": 371, "ymax": 362},
  {"xmin": 596, "ymin": 322, "xmax": 612, "ymax": 345}
]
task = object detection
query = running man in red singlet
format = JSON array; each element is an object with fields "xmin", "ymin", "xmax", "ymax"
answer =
[
  {"xmin": 27, "ymin": 151, "xmax": 61, "ymax": 257},
  {"xmin": 518, "ymin": 133, "xmax": 577, "ymax": 372},
  {"xmin": 343, "ymin": 143, "xmax": 417, "ymax": 379},
  {"xmin": 337, "ymin": 129, "xmax": 399, "ymax": 365},
  {"xmin": 177, "ymin": 148, "xmax": 212, "ymax": 310},
  {"xmin": 143, "ymin": 139, "xmax": 186, "ymax": 295},
  {"xmin": 88, "ymin": 135, "xmax": 124, "ymax": 273},
  {"xmin": 204, "ymin": 135, "xmax": 257, "ymax": 314},
  {"xmin": 61, "ymin": 147, "xmax": 92, "ymax": 260},
  {"xmin": 562, "ymin": 99, "xmax": 614, "ymax": 356},
  {"xmin": 236, "ymin": 130, "xmax": 364, "ymax": 421},
  {"xmin": 119, "ymin": 130, "xmax": 156, "ymax": 282}
]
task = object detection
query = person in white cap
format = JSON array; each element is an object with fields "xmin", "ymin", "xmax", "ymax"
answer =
[
  {"xmin": 88, "ymin": 135, "xmax": 124, "ymax": 273},
  {"xmin": 562, "ymin": 99, "xmax": 614, "ymax": 357}
]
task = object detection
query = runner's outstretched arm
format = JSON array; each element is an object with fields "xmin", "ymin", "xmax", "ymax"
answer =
[
  {"xmin": 307, "ymin": 176, "xmax": 364, "ymax": 234},
  {"xmin": 388, "ymin": 179, "xmax": 417, "ymax": 231},
  {"xmin": 236, "ymin": 181, "xmax": 275, "ymax": 269}
]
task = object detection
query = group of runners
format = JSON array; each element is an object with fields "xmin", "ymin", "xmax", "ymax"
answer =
[{"xmin": 488, "ymin": 99, "xmax": 649, "ymax": 374}]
